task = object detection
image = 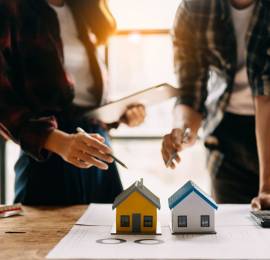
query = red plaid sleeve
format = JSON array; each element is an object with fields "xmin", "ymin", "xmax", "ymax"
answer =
[{"xmin": 0, "ymin": 2, "xmax": 58, "ymax": 161}]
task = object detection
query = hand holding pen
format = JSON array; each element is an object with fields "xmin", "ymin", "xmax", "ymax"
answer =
[
  {"xmin": 76, "ymin": 127, "xmax": 128, "ymax": 169},
  {"xmin": 162, "ymin": 126, "xmax": 193, "ymax": 169},
  {"xmin": 44, "ymin": 128, "xmax": 114, "ymax": 170}
]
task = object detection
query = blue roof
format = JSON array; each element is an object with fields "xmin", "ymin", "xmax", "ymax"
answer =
[{"xmin": 168, "ymin": 181, "xmax": 218, "ymax": 210}]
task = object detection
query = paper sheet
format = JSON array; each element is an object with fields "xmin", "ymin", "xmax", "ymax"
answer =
[
  {"xmin": 76, "ymin": 204, "xmax": 114, "ymax": 226},
  {"xmin": 87, "ymin": 83, "xmax": 179, "ymax": 124},
  {"xmin": 47, "ymin": 225, "xmax": 270, "ymax": 259},
  {"xmin": 47, "ymin": 204, "xmax": 268, "ymax": 259},
  {"xmin": 215, "ymin": 204, "xmax": 256, "ymax": 227}
]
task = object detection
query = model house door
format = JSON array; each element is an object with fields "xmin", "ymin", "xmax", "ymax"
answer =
[{"xmin": 132, "ymin": 214, "xmax": 141, "ymax": 232}]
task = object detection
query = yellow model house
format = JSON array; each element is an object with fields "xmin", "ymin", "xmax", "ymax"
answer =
[{"xmin": 112, "ymin": 179, "xmax": 161, "ymax": 234}]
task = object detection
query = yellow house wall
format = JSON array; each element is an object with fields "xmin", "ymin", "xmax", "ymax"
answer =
[{"xmin": 116, "ymin": 191, "xmax": 157, "ymax": 234}]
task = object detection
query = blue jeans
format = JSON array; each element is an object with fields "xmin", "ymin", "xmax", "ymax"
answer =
[{"xmin": 14, "ymin": 117, "xmax": 123, "ymax": 205}]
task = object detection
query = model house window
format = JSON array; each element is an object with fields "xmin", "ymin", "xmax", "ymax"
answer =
[
  {"xmin": 120, "ymin": 215, "xmax": 130, "ymax": 227},
  {"xmin": 178, "ymin": 215, "xmax": 187, "ymax": 227},
  {"xmin": 201, "ymin": 215, "xmax": 210, "ymax": 227},
  {"xmin": 144, "ymin": 216, "xmax": 153, "ymax": 227}
]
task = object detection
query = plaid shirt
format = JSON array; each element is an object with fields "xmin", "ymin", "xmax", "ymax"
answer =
[
  {"xmin": 0, "ymin": 0, "xmax": 106, "ymax": 161},
  {"xmin": 173, "ymin": 0, "xmax": 270, "ymax": 137}
]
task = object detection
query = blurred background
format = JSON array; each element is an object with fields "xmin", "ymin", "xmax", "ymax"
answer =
[{"xmin": 0, "ymin": 0, "xmax": 209, "ymax": 205}]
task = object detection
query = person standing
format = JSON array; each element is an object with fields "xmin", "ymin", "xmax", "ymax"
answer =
[
  {"xmin": 162, "ymin": 0, "xmax": 270, "ymax": 209},
  {"xmin": 0, "ymin": 0, "xmax": 145, "ymax": 205}
]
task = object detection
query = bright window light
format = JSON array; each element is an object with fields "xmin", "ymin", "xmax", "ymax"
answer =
[
  {"xmin": 108, "ymin": 0, "xmax": 182, "ymax": 137},
  {"xmin": 109, "ymin": 0, "xmax": 182, "ymax": 30}
]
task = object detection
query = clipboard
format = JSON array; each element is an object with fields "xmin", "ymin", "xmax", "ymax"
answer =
[{"xmin": 86, "ymin": 83, "xmax": 179, "ymax": 124}]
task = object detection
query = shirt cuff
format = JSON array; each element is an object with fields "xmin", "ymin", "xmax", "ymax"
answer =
[
  {"xmin": 19, "ymin": 116, "xmax": 58, "ymax": 161},
  {"xmin": 175, "ymin": 96, "xmax": 207, "ymax": 118}
]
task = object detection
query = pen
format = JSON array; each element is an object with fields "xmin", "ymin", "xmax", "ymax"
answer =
[
  {"xmin": 76, "ymin": 127, "xmax": 128, "ymax": 169},
  {"xmin": 166, "ymin": 127, "xmax": 191, "ymax": 168}
]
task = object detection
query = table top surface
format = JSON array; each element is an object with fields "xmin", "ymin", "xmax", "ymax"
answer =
[
  {"xmin": 1, "ymin": 204, "xmax": 269, "ymax": 260},
  {"xmin": 0, "ymin": 205, "xmax": 87, "ymax": 260}
]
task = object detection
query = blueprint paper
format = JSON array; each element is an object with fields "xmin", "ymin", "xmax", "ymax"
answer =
[
  {"xmin": 47, "ymin": 205, "xmax": 267, "ymax": 259},
  {"xmin": 47, "ymin": 225, "xmax": 270, "ymax": 259}
]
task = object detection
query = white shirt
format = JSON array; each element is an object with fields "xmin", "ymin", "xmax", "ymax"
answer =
[
  {"xmin": 50, "ymin": 4, "xmax": 100, "ymax": 107},
  {"xmin": 226, "ymin": 3, "xmax": 255, "ymax": 115}
]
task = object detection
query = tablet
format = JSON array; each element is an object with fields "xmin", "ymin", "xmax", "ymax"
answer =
[
  {"xmin": 250, "ymin": 210, "xmax": 270, "ymax": 228},
  {"xmin": 86, "ymin": 83, "xmax": 179, "ymax": 124}
]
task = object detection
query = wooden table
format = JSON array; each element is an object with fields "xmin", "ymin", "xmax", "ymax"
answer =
[{"xmin": 0, "ymin": 205, "xmax": 87, "ymax": 260}]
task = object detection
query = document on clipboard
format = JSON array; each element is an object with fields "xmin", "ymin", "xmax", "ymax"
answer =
[{"xmin": 86, "ymin": 83, "xmax": 179, "ymax": 124}]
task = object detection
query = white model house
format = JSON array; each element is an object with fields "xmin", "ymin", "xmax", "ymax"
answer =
[{"xmin": 168, "ymin": 180, "xmax": 218, "ymax": 234}]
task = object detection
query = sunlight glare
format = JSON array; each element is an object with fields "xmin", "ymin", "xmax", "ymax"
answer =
[{"xmin": 108, "ymin": 0, "xmax": 182, "ymax": 30}]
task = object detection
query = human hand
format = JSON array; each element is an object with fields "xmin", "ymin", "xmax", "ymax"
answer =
[
  {"xmin": 45, "ymin": 130, "xmax": 113, "ymax": 170},
  {"xmin": 162, "ymin": 128, "xmax": 196, "ymax": 169},
  {"xmin": 251, "ymin": 191, "xmax": 270, "ymax": 210},
  {"xmin": 120, "ymin": 104, "xmax": 146, "ymax": 127}
]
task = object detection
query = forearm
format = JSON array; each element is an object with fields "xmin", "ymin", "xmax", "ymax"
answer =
[
  {"xmin": 173, "ymin": 104, "xmax": 203, "ymax": 134},
  {"xmin": 255, "ymin": 96, "xmax": 270, "ymax": 192},
  {"xmin": 44, "ymin": 129, "xmax": 71, "ymax": 156}
]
